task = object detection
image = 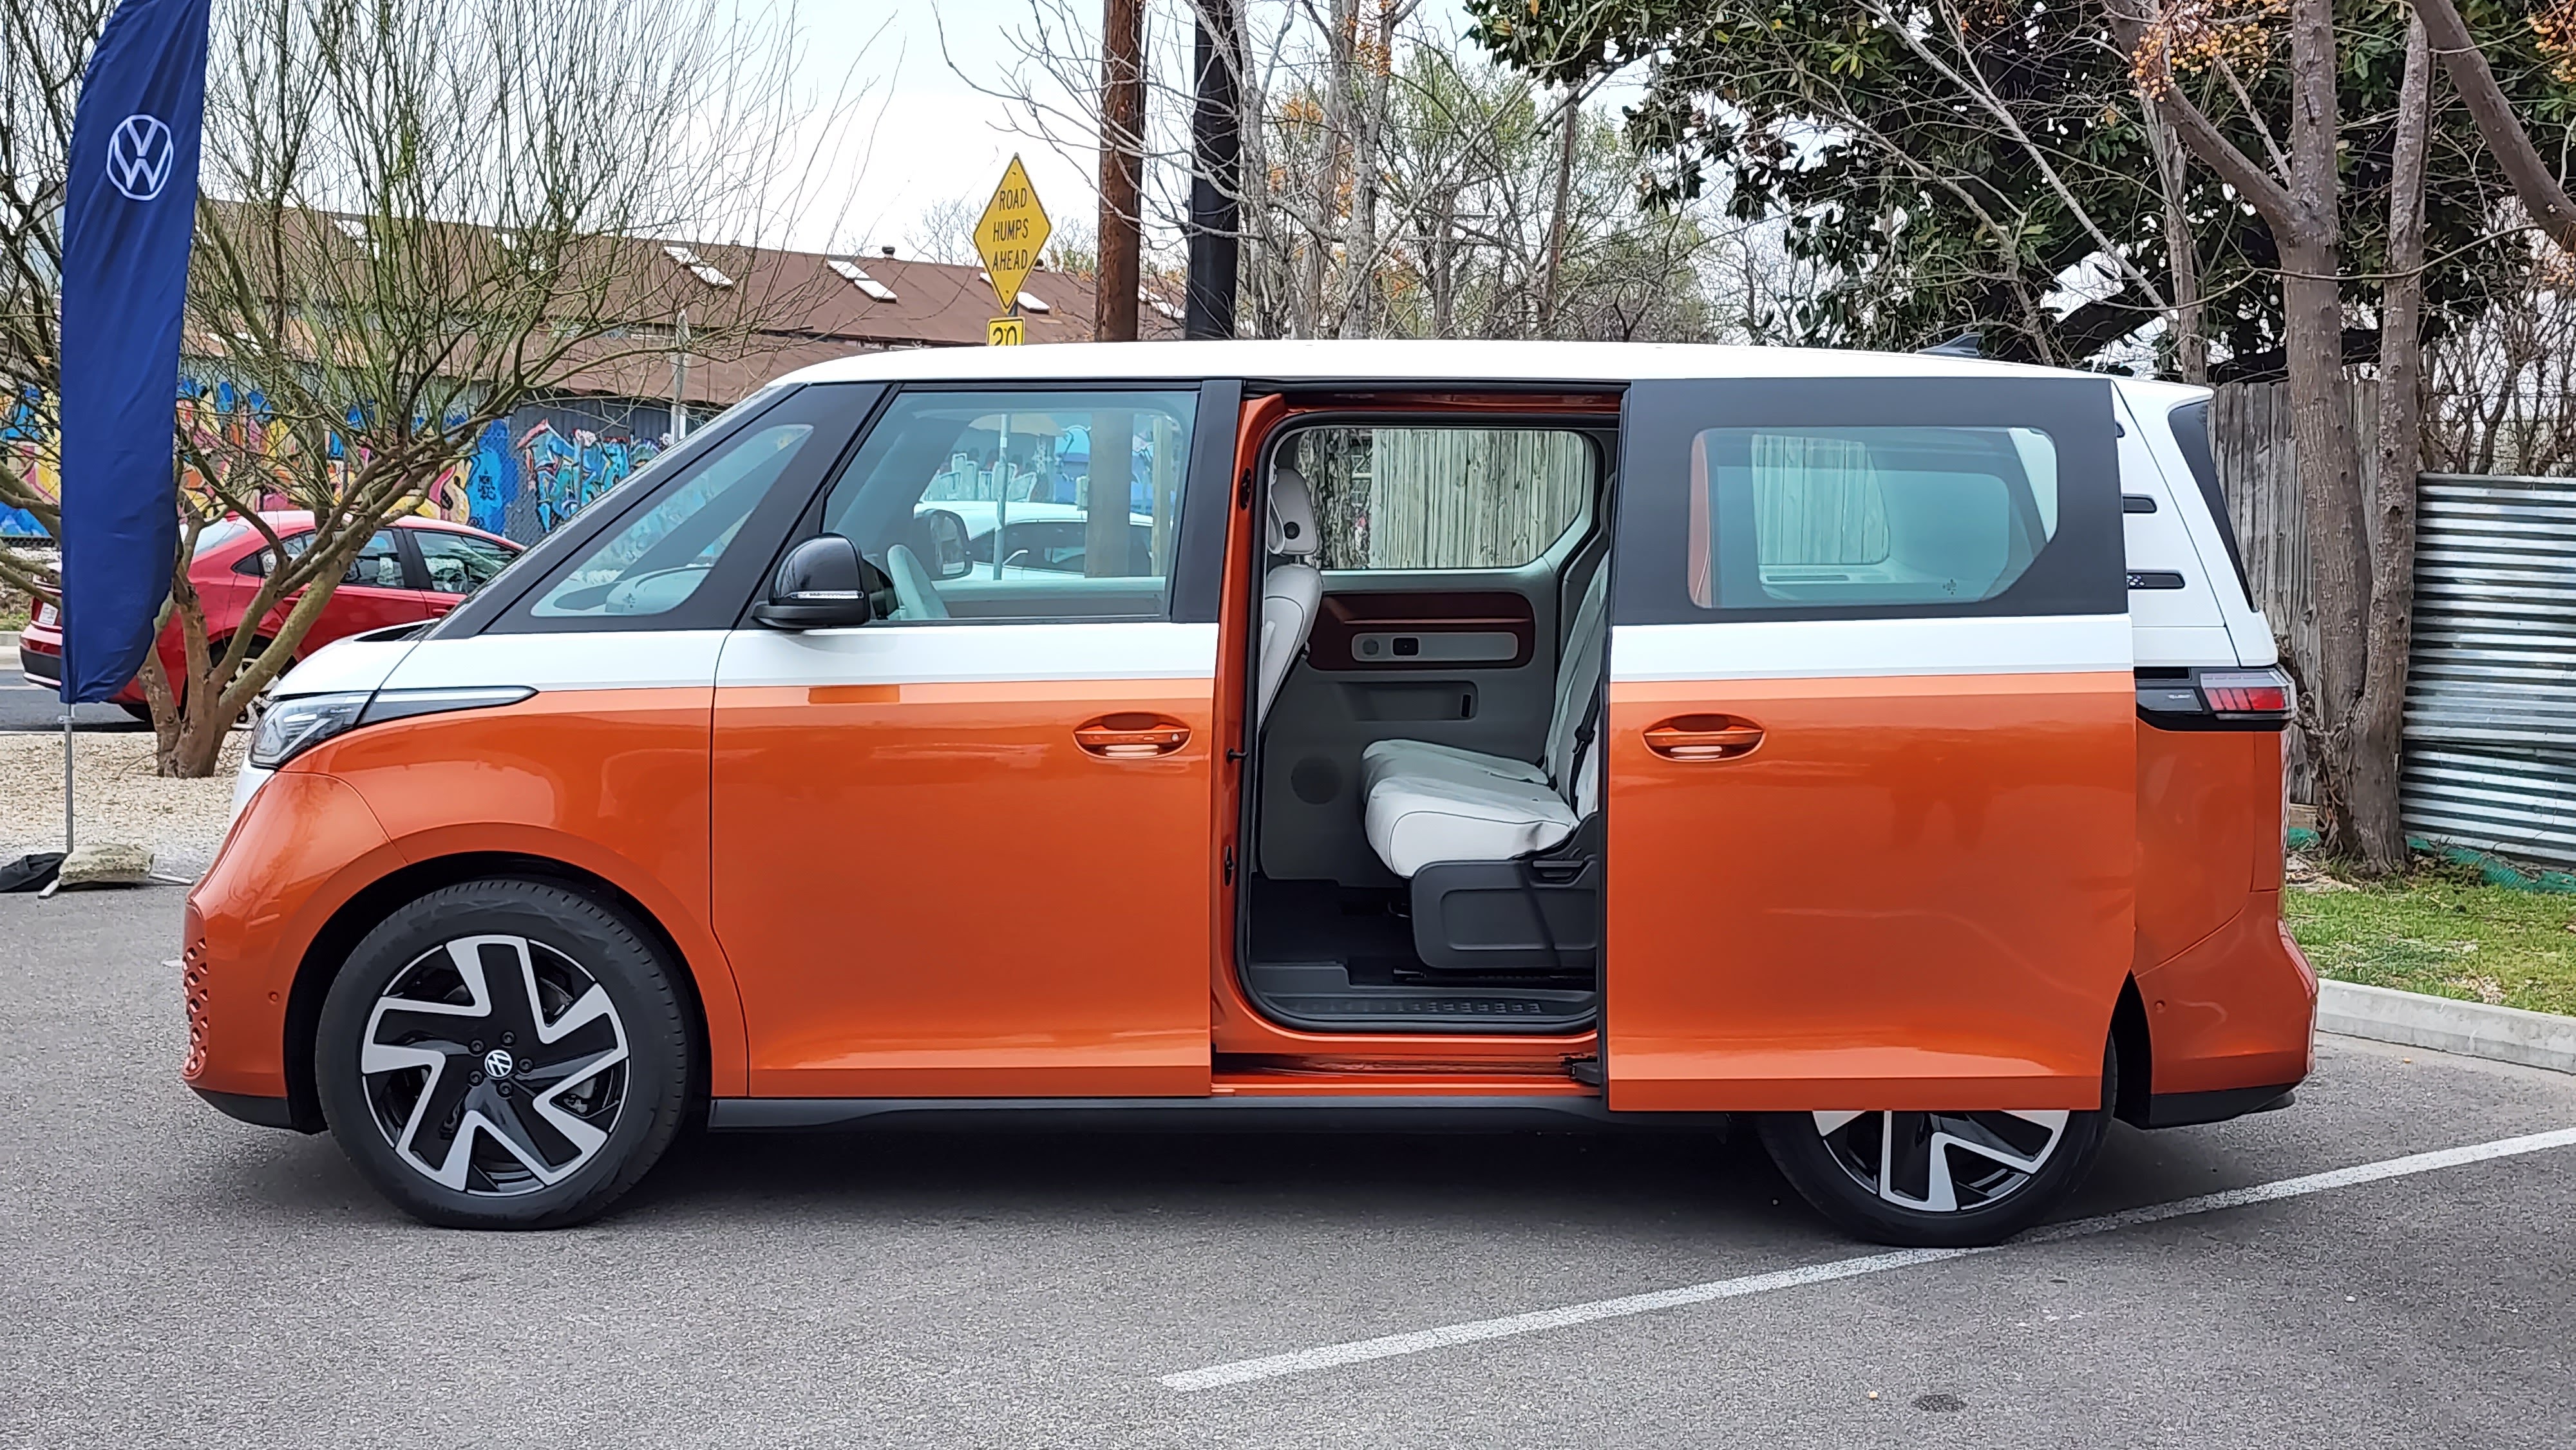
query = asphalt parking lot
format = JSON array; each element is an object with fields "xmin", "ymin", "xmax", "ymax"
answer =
[
  {"xmin": 0, "ymin": 644, "xmax": 142, "ymax": 730},
  {"xmin": 6, "ymin": 889, "xmax": 2573, "ymax": 1449}
]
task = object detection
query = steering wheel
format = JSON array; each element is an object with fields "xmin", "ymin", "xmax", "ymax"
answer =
[{"xmin": 883, "ymin": 543, "xmax": 949, "ymax": 620}]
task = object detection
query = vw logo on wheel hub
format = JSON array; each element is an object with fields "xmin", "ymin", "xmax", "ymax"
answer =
[{"xmin": 482, "ymin": 1048, "xmax": 516, "ymax": 1080}]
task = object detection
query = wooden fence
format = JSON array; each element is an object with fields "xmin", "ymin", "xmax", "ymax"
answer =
[
  {"xmin": 1294, "ymin": 426, "xmax": 1593, "ymax": 570},
  {"xmin": 2211, "ymin": 379, "xmax": 2384, "ymax": 802}
]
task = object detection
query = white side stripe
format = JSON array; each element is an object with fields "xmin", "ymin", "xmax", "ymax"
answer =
[
  {"xmin": 1610, "ymin": 613, "xmax": 2131, "ymax": 683},
  {"xmin": 717, "ymin": 621, "xmax": 1218, "ymax": 688},
  {"xmin": 1160, "ymin": 1124, "xmax": 2576, "ymax": 1391}
]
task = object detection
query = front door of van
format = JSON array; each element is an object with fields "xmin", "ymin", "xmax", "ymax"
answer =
[
  {"xmin": 1604, "ymin": 375, "xmax": 2135, "ymax": 1113},
  {"xmin": 712, "ymin": 384, "xmax": 1235, "ymax": 1098}
]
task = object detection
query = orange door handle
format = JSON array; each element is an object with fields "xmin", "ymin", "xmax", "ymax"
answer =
[
  {"xmin": 1643, "ymin": 716, "xmax": 1765, "ymax": 761},
  {"xmin": 1075, "ymin": 715, "xmax": 1192, "ymax": 758}
]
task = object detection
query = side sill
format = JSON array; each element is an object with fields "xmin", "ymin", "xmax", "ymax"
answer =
[
  {"xmin": 2143, "ymin": 1084, "xmax": 2297, "ymax": 1129},
  {"xmin": 191, "ymin": 1087, "xmax": 313, "ymax": 1133},
  {"xmin": 708, "ymin": 1095, "xmax": 1727, "ymax": 1134}
]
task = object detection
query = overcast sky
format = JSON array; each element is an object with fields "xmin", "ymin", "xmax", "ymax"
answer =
[{"xmin": 793, "ymin": 0, "xmax": 1520, "ymax": 261}]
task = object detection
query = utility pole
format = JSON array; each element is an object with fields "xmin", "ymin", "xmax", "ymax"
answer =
[
  {"xmin": 1096, "ymin": 0, "xmax": 1144, "ymax": 342},
  {"xmin": 1184, "ymin": 0, "xmax": 1240, "ymax": 341}
]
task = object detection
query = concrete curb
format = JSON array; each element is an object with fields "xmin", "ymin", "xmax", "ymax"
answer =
[{"xmin": 2319, "ymin": 979, "xmax": 2576, "ymax": 1075}]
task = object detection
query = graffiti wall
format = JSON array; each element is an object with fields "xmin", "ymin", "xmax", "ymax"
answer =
[{"xmin": 0, "ymin": 384, "xmax": 705, "ymax": 545}]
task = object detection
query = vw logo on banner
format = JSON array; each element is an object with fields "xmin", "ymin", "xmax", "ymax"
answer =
[{"xmin": 105, "ymin": 113, "xmax": 176, "ymax": 201}]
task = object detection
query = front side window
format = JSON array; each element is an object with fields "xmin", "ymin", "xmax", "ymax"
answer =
[
  {"xmin": 1289, "ymin": 426, "xmax": 1595, "ymax": 571},
  {"xmin": 413, "ymin": 529, "xmax": 520, "ymax": 596},
  {"xmin": 531, "ymin": 422, "xmax": 817, "ymax": 618},
  {"xmin": 1689, "ymin": 426, "xmax": 2060, "ymax": 610},
  {"xmin": 819, "ymin": 389, "xmax": 1195, "ymax": 622}
]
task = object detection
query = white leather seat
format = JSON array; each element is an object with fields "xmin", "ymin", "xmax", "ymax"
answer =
[
  {"xmin": 1360, "ymin": 561, "xmax": 1597, "ymax": 881},
  {"xmin": 1256, "ymin": 467, "xmax": 1322, "ymax": 724},
  {"xmin": 1360, "ymin": 560, "xmax": 1610, "ymax": 878}
]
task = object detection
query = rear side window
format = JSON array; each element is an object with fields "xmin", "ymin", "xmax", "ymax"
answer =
[
  {"xmin": 2164, "ymin": 398, "xmax": 2254, "ymax": 609},
  {"xmin": 1611, "ymin": 375, "xmax": 2123, "ymax": 625},
  {"xmin": 1689, "ymin": 426, "xmax": 2059, "ymax": 610},
  {"xmin": 413, "ymin": 529, "xmax": 520, "ymax": 596},
  {"xmin": 1287, "ymin": 425, "xmax": 1593, "ymax": 570}
]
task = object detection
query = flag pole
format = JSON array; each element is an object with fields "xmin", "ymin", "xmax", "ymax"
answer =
[{"xmin": 63, "ymin": 708, "xmax": 75, "ymax": 852}]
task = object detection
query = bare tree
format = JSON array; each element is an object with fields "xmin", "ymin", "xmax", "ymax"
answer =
[
  {"xmin": 0, "ymin": 0, "xmax": 871, "ymax": 777},
  {"xmin": 961, "ymin": 0, "xmax": 1743, "ymax": 343},
  {"xmin": 904, "ymin": 193, "xmax": 990, "ymax": 266}
]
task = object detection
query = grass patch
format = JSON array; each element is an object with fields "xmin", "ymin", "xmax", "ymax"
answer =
[{"xmin": 2287, "ymin": 860, "xmax": 2576, "ymax": 1017}]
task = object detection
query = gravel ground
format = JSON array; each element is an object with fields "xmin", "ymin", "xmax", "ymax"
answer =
[{"xmin": 0, "ymin": 728, "xmax": 244, "ymax": 878}]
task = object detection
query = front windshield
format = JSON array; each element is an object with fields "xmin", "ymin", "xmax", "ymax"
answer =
[{"xmin": 529, "ymin": 420, "xmax": 818, "ymax": 617}]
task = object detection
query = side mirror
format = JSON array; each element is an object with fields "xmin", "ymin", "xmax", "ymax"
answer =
[
  {"xmin": 913, "ymin": 507, "xmax": 974, "ymax": 580},
  {"xmin": 751, "ymin": 534, "xmax": 875, "ymax": 631}
]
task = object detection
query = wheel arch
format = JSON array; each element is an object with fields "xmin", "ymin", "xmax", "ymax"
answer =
[
  {"xmin": 281, "ymin": 852, "xmax": 712, "ymax": 1133},
  {"xmin": 2110, "ymin": 974, "xmax": 2154, "ymax": 1128}
]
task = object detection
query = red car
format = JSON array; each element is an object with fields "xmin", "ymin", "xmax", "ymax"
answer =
[{"xmin": 18, "ymin": 513, "xmax": 521, "ymax": 718}]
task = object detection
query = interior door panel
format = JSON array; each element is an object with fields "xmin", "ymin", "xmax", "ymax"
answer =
[
  {"xmin": 1305, "ymin": 590, "xmax": 1535, "ymax": 671},
  {"xmin": 1257, "ymin": 562, "xmax": 1580, "ymax": 884}
]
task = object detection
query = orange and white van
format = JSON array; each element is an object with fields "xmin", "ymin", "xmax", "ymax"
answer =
[{"xmin": 182, "ymin": 342, "xmax": 2316, "ymax": 1243}]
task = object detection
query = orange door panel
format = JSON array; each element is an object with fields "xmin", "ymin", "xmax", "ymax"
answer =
[
  {"xmin": 1604, "ymin": 373, "xmax": 2138, "ymax": 1113},
  {"xmin": 1605, "ymin": 664, "xmax": 2136, "ymax": 1110},
  {"xmin": 712, "ymin": 623, "xmax": 1218, "ymax": 1098}
]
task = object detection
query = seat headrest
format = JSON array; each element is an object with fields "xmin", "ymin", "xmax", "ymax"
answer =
[{"xmin": 1267, "ymin": 466, "xmax": 1320, "ymax": 558}]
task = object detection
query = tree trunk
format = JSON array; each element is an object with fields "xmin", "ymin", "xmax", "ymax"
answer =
[
  {"xmin": 2141, "ymin": 93, "xmax": 2207, "ymax": 384},
  {"xmin": 2278, "ymin": 241, "xmax": 2373, "ymax": 863},
  {"xmin": 2276, "ymin": 0, "xmax": 2376, "ymax": 863},
  {"xmin": 2348, "ymin": 15, "xmax": 2436, "ymax": 876},
  {"xmin": 1298, "ymin": 0, "xmax": 1359, "ymax": 337},
  {"xmin": 1539, "ymin": 86, "xmax": 1579, "ymax": 339},
  {"xmin": 1095, "ymin": 0, "xmax": 1145, "ymax": 342}
]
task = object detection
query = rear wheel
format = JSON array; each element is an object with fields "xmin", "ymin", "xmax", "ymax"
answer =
[
  {"xmin": 1758, "ymin": 1044, "xmax": 2116, "ymax": 1247},
  {"xmin": 314, "ymin": 878, "xmax": 694, "ymax": 1229}
]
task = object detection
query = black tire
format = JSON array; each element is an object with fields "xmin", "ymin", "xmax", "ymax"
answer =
[
  {"xmin": 1757, "ymin": 1042, "xmax": 2117, "ymax": 1248},
  {"xmin": 315, "ymin": 878, "xmax": 694, "ymax": 1229},
  {"xmin": 117, "ymin": 701, "xmax": 153, "ymax": 724}
]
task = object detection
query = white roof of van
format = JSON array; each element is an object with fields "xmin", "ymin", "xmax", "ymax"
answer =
[{"xmin": 779, "ymin": 339, "xmax": 2101, "ymax": 388}]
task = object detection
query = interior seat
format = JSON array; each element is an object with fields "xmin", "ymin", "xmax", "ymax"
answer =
[
  {"xmin": 1359, "ymin": 560, "xmax": 1609, "ymax": 798},
  {"xmin": 1359, "ymin": 561, "xmax": 1610, "ymax": 878},
  {"xmin": 1256, "ymin": 466, "xmax": 1323, "ymax": 724}
]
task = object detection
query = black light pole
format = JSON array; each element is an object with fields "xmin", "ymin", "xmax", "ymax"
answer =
[{"xmin": 1184, "ymin": 0, "xmax": 1238, "ymax": 341}]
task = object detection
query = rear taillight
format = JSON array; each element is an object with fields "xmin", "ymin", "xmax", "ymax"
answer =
[{"xmin": 2199, "ymin": 667, "xmax": 2294, "ymax": 719}]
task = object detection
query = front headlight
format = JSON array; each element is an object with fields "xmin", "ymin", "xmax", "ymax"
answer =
[
  {"xmin": 247, "ymin": 686, "xmax": 536, "ymax": 769},
  {"xmin": 248, "ymin": 692, "xmax": 370, "ymax": 769}
]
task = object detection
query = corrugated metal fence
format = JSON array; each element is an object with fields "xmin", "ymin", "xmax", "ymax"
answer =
[
  {"xmin": 2401, "ymin": 473, "xmax": 2576, "ymax": 865},
  {"xmin": 2214, "ymin": 380, "xmax": 2576, "ymax": 863}
]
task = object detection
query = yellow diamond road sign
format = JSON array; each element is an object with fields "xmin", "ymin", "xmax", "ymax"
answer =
[{"xmin": 975, "ymin": 155, "xmax": 1052, "ymax": 315}]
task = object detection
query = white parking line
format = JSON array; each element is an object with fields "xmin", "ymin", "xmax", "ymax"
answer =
[{"xmin": 1160, "ymin": 1124, "xmax": 2576, "ymax": 1392}]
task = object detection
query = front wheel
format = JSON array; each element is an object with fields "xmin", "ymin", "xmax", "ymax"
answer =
[
  {"xmin": 315, "ymin": 878, "xmax": 694, "ymax": 1229},
  {"xmin": 1757, "ymin": 1046, "xmax": 2116, "ymax": 1248}
]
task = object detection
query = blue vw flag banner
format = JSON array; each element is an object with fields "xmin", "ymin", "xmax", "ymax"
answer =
[{"xmin": 57, "ymin": 0, "xmax": 211, "ymax": 702}]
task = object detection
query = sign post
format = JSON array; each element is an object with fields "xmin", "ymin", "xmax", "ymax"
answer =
[{"xmin": 975, "ymin": 155, "xmax": 1051, "ymax": 346}]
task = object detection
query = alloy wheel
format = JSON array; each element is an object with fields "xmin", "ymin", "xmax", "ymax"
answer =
[
  {"xmin": 357, "ymin": 934, "xmax": 629, "ymax": 1195},
  {"xmin": 1809, "ymin": 1109, "xmax": 2070, "ymax": 1214}
]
